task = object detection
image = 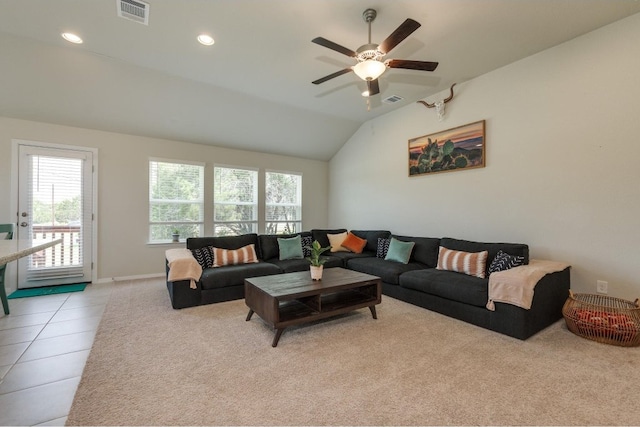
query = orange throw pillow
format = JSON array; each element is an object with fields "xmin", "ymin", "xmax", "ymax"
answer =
[{"xmin": 341, "ymin": 232, "xmax": 367, "ymax": 254}]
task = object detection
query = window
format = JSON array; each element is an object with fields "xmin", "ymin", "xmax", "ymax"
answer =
[
  {"xmin": 266, "ymin": 171, "xmax": 302, "ymax": 234},
  {"xmin": 149, "ymin": 159, "xmax": 204, "ymax": 242},
  {"xmin": 213, "ymin": 166, "xmax": 258, "ymax": 236}
]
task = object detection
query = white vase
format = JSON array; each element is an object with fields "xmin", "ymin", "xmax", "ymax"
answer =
[{"xmin": 310, "ymin": 265, "xmax": 323, "ymax": 281}]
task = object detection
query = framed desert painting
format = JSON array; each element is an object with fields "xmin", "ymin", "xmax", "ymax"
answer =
[{"xmin": 409, "ymin": 120, "xmax": 485, "ymax": 176}]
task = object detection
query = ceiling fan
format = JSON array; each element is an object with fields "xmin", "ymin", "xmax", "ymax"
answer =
[{"xmin": 311, "ymin": 8, "xmax": 439, "ymax": 97}]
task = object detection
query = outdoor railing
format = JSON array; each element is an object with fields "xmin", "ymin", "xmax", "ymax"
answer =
[{"xmin": 31, "ymin": 225, "xmax": 82, "ymax": 267}]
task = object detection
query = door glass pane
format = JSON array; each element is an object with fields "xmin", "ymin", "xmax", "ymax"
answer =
[{"xmin": 26, "ymin": 154, "xmax": 84, "ymax": 280}]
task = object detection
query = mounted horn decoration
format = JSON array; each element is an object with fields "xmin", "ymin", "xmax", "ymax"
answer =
[{"xmin": 418, "ymin": 83, "xmax": 456, "ymax": 121}]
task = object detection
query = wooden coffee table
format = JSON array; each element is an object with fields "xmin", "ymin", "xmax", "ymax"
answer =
[{"xmin": 244, "ymin": 267, "xmax": 382, "ymax": 347}]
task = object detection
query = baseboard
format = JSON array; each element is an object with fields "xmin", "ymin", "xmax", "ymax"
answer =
[{"xmin": 94, "ymin": 273, "xmax": 164, "ymax": 284}]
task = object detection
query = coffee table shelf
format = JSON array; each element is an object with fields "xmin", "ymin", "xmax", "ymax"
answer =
[{"xmin": 245, "ymin": 268, "xmax": 382, "ymax": 346}]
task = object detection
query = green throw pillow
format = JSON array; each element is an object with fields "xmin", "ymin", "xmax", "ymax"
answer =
[
  {"xmin": 384, "ymin": 238, "xmax": 415, "ymax": 264},
  {"xmin": 278, "ymin": 235, "xmax": 304, "ymax": 260}
]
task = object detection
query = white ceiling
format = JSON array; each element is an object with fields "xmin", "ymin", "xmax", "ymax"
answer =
[{"xmin": 1, "ymin": 0, "xmax": 639, "ymax": 160}]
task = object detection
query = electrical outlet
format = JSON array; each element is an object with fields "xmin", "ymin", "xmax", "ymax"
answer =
[{"xmin": 596, "ymin": 280, "xmax": 608, "ymax": 294}]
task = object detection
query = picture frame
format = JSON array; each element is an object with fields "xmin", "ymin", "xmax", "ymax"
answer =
[{"xmin": 409, "ymin": 120, "xmax": 486, "ymax": 176}]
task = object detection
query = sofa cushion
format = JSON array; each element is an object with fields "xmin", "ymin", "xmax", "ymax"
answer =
[
  {"xmin": 212, "ymin": 244, "xmax": 259, "ymax": 267},
  {"xmin": 266, "ymin": 258, "xmax": 311, "ymax": 273},
  {"xmin": 441, "ymin": 237, "xmax": 529, "ymax": 277},
  {"xmin": 327, "ymin": 251, "xmax": 374, "ymax": 264},
  {"xmin": 187, "ymin": 234, "xmax": 259, "ymax": 251},
  {"xmin": 199, "ymin": 262, "xmax": 282, "ymax": 290},
  {"xmin": 311, "ymin": 229, "xmax": 347, "ymax": 249},
  {"xmin": 377, "ymin": 238, "xmax": 391, "ymax": 259},
  {"xmin": 346, "ymin": 257, "xmax": 425, "ymax": 285},
  {"xmin": 351, "ymin": 230, "xmax": 392, "ymax": 253},
  {"xmin": 258, "ymin": 232, "xmax": 311, "ymax": 261},
  {"xmin": 341, "ymin": 232, "xmax": 367, "ymax": 253},
  {"xmin": 385, "ymin": 238, "xmax": 415, "ymax": 264},
  {"xmin": 278, "ymin": 235, "xmax": 304, "ymax": 260},
  {"xmin": 488, "ymin": 250, "xmax": 526, "ymax": 274},
  {"xmin": 391, "ymin": 235, "xmax": 441, "ymax": 267},
  {"xmin": 317, "ymin": 256, "xmax": 343, "ymax": 269},
  {"xmin": 400, "ymin": 269, "xmax": 489, "ymax": 308},
  {"xmin": 264, "ymin": 255, "xmax": 343, "ymax": 273},
  {"xmin": 436, "ymin": 247, "xmax": 489, "ymax": 279}
]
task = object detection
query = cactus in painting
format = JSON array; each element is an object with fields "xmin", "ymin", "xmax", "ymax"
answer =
[
  {"xmin": 454, "ymin": 156, "xmax": 468, "ymax": 168},
  {"xmin": 413, "ymin": 138, "xmax": 461, "ymax": 173}
]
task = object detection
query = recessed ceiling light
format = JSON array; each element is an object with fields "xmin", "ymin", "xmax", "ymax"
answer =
[
  {"xmin": 61, "ymin": 32, "xmax": 83, "ymax": 44},
  {"xmin": 197, "ymin": 34, "xmax": 214, "ymax": 46}
]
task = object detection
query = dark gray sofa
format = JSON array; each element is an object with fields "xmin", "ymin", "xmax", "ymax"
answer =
[
  {"xmin": 380, "ymin": 237, "xmax": 570, "ymax": 339},
  {"xmin": 165, "ymin": 230, "xmax": 570, "ymax": 340}
]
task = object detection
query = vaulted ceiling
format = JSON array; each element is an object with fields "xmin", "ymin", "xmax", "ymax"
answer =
[{"xmin": 1, "ymin": 0, "xmax": 639, "ymax": 160}]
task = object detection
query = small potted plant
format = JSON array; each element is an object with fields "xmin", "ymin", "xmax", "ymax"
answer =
[
  {"xmin": 305, "ymin": 240, "xmax": 331, "ymax": 280},
  {"xmin": 171, "ymin": 229, "xmax": 180, "ymax": 243}
]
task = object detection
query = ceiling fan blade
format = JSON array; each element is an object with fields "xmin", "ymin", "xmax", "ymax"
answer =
[
  {"xmin": 312, "ymin": 68, "xmax": 353, "ymax": 85},
  {"xmin": 378, "ymin": 18, "xmax": 421, "ymax": 54},
  {"xmin": 312, "ymin": 37, "xmax": 357, "ymax": 57},
  {"xmin": 367, "ymin": 79, "xmax": 380, "ymax": 96},
  {"xmin": 387, "ymin": 59, "xmax": 439, "ymax": 72}
]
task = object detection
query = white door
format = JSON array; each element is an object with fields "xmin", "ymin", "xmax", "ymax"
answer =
[{"xmin": 17, "ymin": 144, "xmax": 94, "ymax": 288}]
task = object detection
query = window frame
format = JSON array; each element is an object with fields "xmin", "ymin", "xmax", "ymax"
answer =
[
  {"xmin": 265, "ymin": 169, "xmax": 303, "ymax": 235},
  {"xmin": 148, "ymin": 157, "xmax": 205, "ymax": 243},
  {"xmin": 213, "ymin": 164, "xmax": 259, "ymax": 236}
]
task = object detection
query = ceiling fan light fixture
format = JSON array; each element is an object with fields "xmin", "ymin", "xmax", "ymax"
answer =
[{"xmin": 353, "ymin": 60, "xmax": 386, "ymax": 81}]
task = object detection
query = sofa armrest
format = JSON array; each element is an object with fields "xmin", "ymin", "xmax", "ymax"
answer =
[
  {"xmin": 490, "ymin": 267, "xmax": 570, "ymax": 339},
  {"xmin": 166, "ymin": 260, "xmax": 202, "ymax": 309}
]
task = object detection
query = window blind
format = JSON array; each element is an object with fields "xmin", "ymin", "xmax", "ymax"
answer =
[
  {"xmin": 213, "ymin": 166, "xmax": 258, "ymax": 236},
  {"xmin": 149, "ymin": 159, "xmax": 204, "ymax": 242},
  {"xmin": 26, "ymin": 154, "xmax": 85, "ymax": 280},
  {"xmin": 266, "ymin": 171, "xmax": 302, "ymax": 234}
]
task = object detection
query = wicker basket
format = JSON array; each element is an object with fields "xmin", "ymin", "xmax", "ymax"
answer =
[{"xmin": 562, "ymin": 291, "xmax": 640, "ymax": 347}]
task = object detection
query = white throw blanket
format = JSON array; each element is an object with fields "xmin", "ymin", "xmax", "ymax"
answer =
[
  {"xmin": 166, "ymin": 248, "xmax": 202, "ymax": 290},
  {"xmin": 486, "ymin": 259, "xmax": 570, "ymax": 311}
]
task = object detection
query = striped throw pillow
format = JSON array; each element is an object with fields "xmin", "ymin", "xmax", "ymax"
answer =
[
  {"xmin": 212, "ymin": 244, "xmax": 259, "ymax": 267},
  {"xmin": 436, "ymin": 246, "xmax": 488, "ymax": 279}
]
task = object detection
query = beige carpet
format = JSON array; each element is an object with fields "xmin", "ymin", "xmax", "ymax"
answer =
[{"xmin": 67, "ymin": 278, "xmax": 640, "ymax": 426}]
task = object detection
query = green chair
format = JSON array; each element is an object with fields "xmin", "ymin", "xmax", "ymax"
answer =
[{"xmin": 0, "ymin": 223, "xmax": 15, "ymax": 315}]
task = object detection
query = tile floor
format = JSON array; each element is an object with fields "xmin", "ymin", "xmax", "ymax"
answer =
[{"xmin": 0, "ymin": 283, "xmax": 115, "ymax": 426}]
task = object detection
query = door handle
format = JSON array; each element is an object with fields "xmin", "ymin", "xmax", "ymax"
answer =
[{"xmin": 20, "ymin": 222, "xmax": 28, "ymax": 227}]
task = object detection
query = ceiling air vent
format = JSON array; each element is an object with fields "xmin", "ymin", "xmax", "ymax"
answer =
[
  {"xmin": 382, "ymin": 95, "xmax": 404, "ymax": 104},
  {"xmin": 117, "ymin": 0, "xmax": 149, "ymax": 25}
]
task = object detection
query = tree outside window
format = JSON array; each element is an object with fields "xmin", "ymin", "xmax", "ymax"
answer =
[
  {"xmin": 213, "ymin": 166, "xmax": 258, "ymax": 236},
  {"xmin": 266, "ymin": 171, "xmax": 302, "ymax": 234},
  {"xmin": 149, "ymin": 159, "xmax": 204, "ymax": 242}
]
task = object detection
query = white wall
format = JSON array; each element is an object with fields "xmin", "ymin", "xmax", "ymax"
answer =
[
  {"xmin": 329, "ymin": 13, "xmax": 640, "ymax": 299},
  {"xmin": 0, "ymin": 118, "xmax": 329, "ymax": 291}
]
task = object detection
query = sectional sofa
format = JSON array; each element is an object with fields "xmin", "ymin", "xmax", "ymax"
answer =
[{"xmin": 165, "ymin": 229, "xmax": 570, "ymax": 340}]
